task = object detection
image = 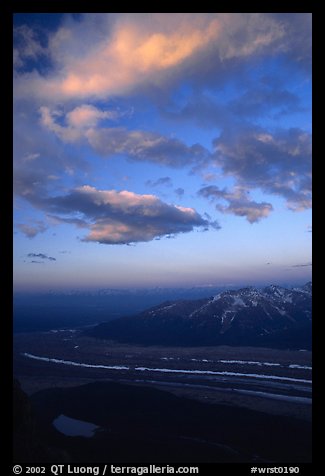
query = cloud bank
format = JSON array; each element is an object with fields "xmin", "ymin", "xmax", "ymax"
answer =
[{"xmin": 14, "ymin": 13, "xmax": 299, "ymax": 101}]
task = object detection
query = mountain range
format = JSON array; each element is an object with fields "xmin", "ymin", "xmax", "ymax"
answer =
[{"xmin": 87, "ymin": 282, "xmax": 312, "ymax": 349}]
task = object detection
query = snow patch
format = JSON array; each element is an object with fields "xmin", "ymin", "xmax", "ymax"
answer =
[
  {"xmin": 212, "ymin": 293, "xmax": 221, "ymax": 302},
  {"xmin": 159, "ymin": 303, "xmax": 177, "ymax": 312},
  {"xmin": 232, "ymin": 296, "xmax": 246, "ymax": 307},
  {"xmin": 289, "ymin": 364, "xmax": 312, "ymax": 370},
  {"xmin": 221, "ymin": 310, "xmax": 234, "ymax": 324},
  {"xmin": 218, "ymin": 360, "xmax": 281, "ymax": 367}
]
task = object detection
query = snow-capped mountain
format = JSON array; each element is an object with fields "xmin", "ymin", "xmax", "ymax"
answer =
[{"xmin": 87, "ymin": 282, "xmax": 312, "ymax": 349}]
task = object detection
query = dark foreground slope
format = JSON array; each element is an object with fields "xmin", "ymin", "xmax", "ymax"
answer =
[
  {"xmin": 87, "ymin": 283, "xmax": 312, "ymax": 349},
  {"xmin": 13, "ymin": 380, "xmax": 69, "ymax": 463},
  {"xmin": 18, "ymin": 380, "xmax": 312, "ymax": 463}
]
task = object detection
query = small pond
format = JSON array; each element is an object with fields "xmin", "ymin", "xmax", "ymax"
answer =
[{"xmin": 53, "ymin": 414, "xmax": 99, "ymax": 437}]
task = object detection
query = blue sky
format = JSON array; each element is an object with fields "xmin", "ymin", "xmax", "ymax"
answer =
[{"xmin": 13, "ymin": 13, "xmax": 312, "ymax": 292}]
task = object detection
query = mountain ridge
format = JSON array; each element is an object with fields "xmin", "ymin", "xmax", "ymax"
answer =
[{"xmin": 87, "ymin": 282, "xmax": 312, "ymax": 349}]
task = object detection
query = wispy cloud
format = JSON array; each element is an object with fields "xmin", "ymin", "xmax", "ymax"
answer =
[
  {"xmin": 198, "ymin": 185, "xmax": 273, "ymax": 223},
  {"xmin": 292, "ymin": 262, "xmax": 312, "ymax": 268},
  {"xmin": 17, "ymin": 222, "xmax": 48, "ymax": 238},
  {"xmin": 145, "ymin": 177, "xmax": 172, "ymax": 187},
  {"xmin": 39, "ymin": 105, "xmax": 125, "ymax": 143},
  {"xmin": 13, "ymin": 24, "xmax": 47, "ymax": 68},
  {"xmin": 27, "ymin": 253, "xmax": 56, "ymax": 261},
  {"xmin": 175, "ymin": 188, "xmax": 185, "ymax": 198},
  {"xmin": 39, "ymin": 108, "xmax": 211, "ymax": 168}
]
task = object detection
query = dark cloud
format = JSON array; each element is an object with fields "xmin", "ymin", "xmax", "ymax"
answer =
[
  {"xmin": 175, "ymin": 188, "xmax": 185, "ymax": 198},
  {"xmin": 145, "ymin": 177, "xmax": 172, "ymax": 187},
  {"xmin": 187, "ymin": 13, "xmax": 311, "ymax": 88},
  {"xmin": 163, "ymin": 83, "xmax": 303, "ymax": 132},
  {"xmin": 199, "ymin": 186, "xmax": 273, "ymax": 223},
  {"xmin": 229, "ymin": 87, "xmax": 302, "ymax": 119},
  {"xmin": 164, "ymin": 94, "xmax": 231, "ymax": 129},
  {"xmin": 48, "ymin": 215, "xmax": 88, "ymax": 229},
  {"xmin": 212, "ymin": 127, "xmax": 311, "ymax": 211},
  {"xmin": 268, "ymin": 13, "xmax": 311, "ymax": 72},
  {"xmin": 27, "ymin": 253, "xmax": 56, "ymax": 261},
  {"xmin": 39, "ymin": 185, "xmax": 220, "ymax": 245},
  {"xmin": 85, "ymin": 127, "xmax": 211, "ymax": 169}
]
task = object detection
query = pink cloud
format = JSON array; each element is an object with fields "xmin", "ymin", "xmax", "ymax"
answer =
[
  {"xmin": 42, "ymin": 185, "xmax": 219, "ymax": 244},
  {"xmin": 66, "ymin": 104, "xmax": 119, "ymax": 128},
  {"xmin": 14, "ymin": 13, "xmax": 286, "ymax": 101}
]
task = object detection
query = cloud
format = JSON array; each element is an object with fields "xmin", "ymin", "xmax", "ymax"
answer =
[
  {"xmin": 17, "ymin": 222, "xmax": 48, "ymax": 238},
  {"xmin": 175, "ymin": 188, "xmax": 185, "ymax": 198},
  {"xmin": 66, "ymin": 104, "xmax": 121, "ymax": 127},
  {"xmin": 292, "ymin": 262, "xmax": 312, "ymax": 268},
  {"xmin": 14, "ymin": 14, "xmax": 220, "ymax": 99},
  {"xmin": 13, "ymin": 13, "xmax": 306, "ymax": 102},
  {"xmin": 13, "ymin": 24, "xmax": 47, "ymax": 69},
  {"xmin": 212, "ymin": 127, "xmax": 312, "ymax": 211},
  {"xmin": 38, "ymin": 108, "xmax": 211, "ymax": 167},
  {"xmin": 41, "ymin": 185, "xmax": 219, "ymax": 244},
  {"xmin": 198, "ymin": 185, "xmax": 273, "ymax": 223},
  {"xmin": 13, "ymin": 13, "xmax": 311, "ymax": 242},
  {"xmin": 39, "ymin": 105, "xmax": 122, "ymax": 143},
  {"xmin": 27, "ymin": 253, "xmax": 56, "ymax": 261},
  {"xmin": 145, "ymin": 177, "xmax": 172, "ymax": 187},
  {"xmin": 22, "ymin": 153, "xmax": 41, "ymax": 162},
  {"xmin": 229, "ymin": 86, "xmax": 301, "ymax": 119},
  {"xmin": 13, "ymin": 106, "xmax": 91, "ymax": 207},
  {"xmin": 88, "ymin": 128, "xmax": 211, "ymax": 167},
  {"xmin": 163, "ymin": 84, "xmax": 302, "ymax": 132}
]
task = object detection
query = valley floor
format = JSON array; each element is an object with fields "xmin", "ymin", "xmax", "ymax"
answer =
[{"xmin": 13, "ymin": 330, "xmax": 312, "ymax": 422}]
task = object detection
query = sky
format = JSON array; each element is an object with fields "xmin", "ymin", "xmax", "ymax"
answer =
[{"xmin": 13, "ymin": 13, "xmax": 312, "ymax": 292}]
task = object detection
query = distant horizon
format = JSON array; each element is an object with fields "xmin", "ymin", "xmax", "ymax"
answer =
[{"xmin": 13, "ymin": 277, "xmax": 312, "ymax": 295}]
